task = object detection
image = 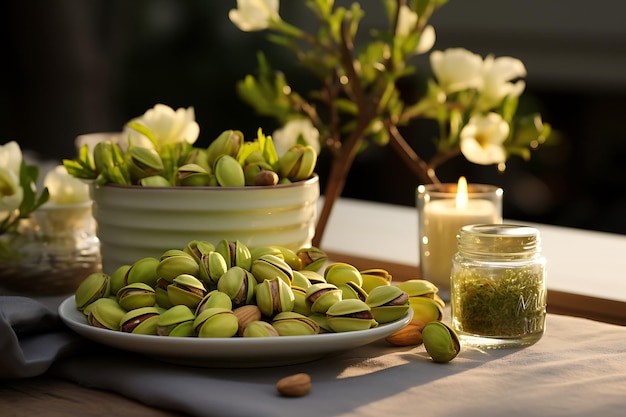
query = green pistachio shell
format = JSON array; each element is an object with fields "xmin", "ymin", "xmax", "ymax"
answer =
[
  {"xmin": 75, "ymin": 272, "xmax": 110, "ymax": 310},
  {"xmin": 128, "ymin": 146, "xmax": 164, "ymax": 181},
  {"xmin": 337, "ymin": 281, "xmax": 368, "ymax": 301},
  {"xmin": 365, "ymin": 286, "xmax": 409, "ymax": 308},
  {"xmin": 272, "ymin": 246, "xmax": 302, "ymax": 270},
  {"xmin": 167, "ymin": 274, "xmax": 206, "ymax": 309},
  {"xmin": 396, "ymin": 279, "xmax": 439, "ymax": 297},
  {"xmin": 160, "ymin": 249, "xmax": 190, "ymax": 260},
  {"xmin": 216, "ymin": 240, "xmax": 252, "ymax": 270},
  {"xmin": 156, "ymin": 305, "xmax": 195, "ymax": 336},
  {"xmin": 409, "ymin": 297, "xmax": 444, "ymax": 323},
  {"xmin": 215, "ymin": 154, "xmax": 245, "ymax": 187},
  {"xmin": 360, "ymin": 269, "xmax": 392, "ymax": 293},
  {"xmin": 272, "ymin": 312, "xmax": 320, "ymax": 336},
  {"xmin": 291, "ymin": 286, "xmax": 311, "ymax": 316},
  {"xmin": 206, "ymin": 129, "xmax": 243, "ymax": 167},
  {"xmin": 255, "ymin": 277, "xmax": 295, "ymax": 317},
  {"xmin": 307, "ymin": 313, "xmax": 331, "ymax": 333},
  {"xmin": 249, "ymin": 246, "xmax": 283, "ymax": 263},
  {"xmin": 125, "ymin": 257, "xmax": 160, "ymax": 287},
  {"xmin": 250, "ymin": 254, "xmax": 294, "ymax": 285},
  {"xmin": 193, "ymin": 307, "xmax": 239, "ymax": 338},
  {"xmin": 326, "ymin": 299, "xmax": 377, "ymax": 332},
  {"xmin": 198, "ymin": 251, "xmax": 228, "ymax": 285},
  {"xmin": 216, "ymin": 266, "xmax": 256, "ymax": 307},
  {"xmin": 422, "ymin": 321, "xmax": 461, "ymax": 363},
  {"xmin": 156, "ymin": 254, "xmax": 199, "ymax": 282},
  {"xmin": 184, "ymin": 240, "xmax": 216, "ymax": 263},
  {"xmin": 120, "ymin": 306, "xmax": 160, "ymax": 334},
  {"xmin": 195, "ymin": 290, "xmax": 233, "ymax": 315},
  {"xmin": 291, "ymin": 271, "xmax": 312, "ymax": 290},
  {"xmin": 278, "ymin": 144, "xmax": 317, "ymax": 182},
  {"xmin": 155, "ymin": 278, "xmax": 173, "ymax": 309},
  {"xmin": 117, "ymin": 282, "xmax": 156, "ymax": 311},
  {"xmin": 305, "ymin": 283, "xmax": 342, "ymax": 314},
  {"xmin": 324, "ymin": 263, "xmax": 363, "ymax": 287},
  {"xmin": 87, "ymin": 298, "xmax": 126, "ymax": 330},
  {"xmin": 297, "ymin": 247, "xmax": 328, "ymax": 272},
  {"xmin": 177, "ymin": 163, "xmax": 211, "ymax": 186},
  {"xmin": 298, "ymin": 269, "xmax": 326, "ymax": 285},
  {"xmin": 242, "ymin": 320, "xmax": 279, "ymax": 337},
  {"xmin": 168, "ymin": 321, "xmax": 195, "ymax": 337},
  {"xmin": 109, "ymin": 265, "xmax": 131, "ymax": 296}
]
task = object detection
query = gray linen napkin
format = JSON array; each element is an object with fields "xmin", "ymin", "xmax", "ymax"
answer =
[{"xmin": 0, "ymin": 296, "xmax": 85, "ymax": 378}]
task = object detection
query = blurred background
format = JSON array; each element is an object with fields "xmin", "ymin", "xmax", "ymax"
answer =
[{"xmin": 2, "ymin": 0, "xmax": 625, "ymax": 234}]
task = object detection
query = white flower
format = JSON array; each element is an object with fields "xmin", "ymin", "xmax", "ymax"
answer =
[
  {"xmin": 229, "ymin": 0, "xmax": 280, "ymax": 32},
  {"xmin": 416, "ymin": 25, "xmax": 436, "ymax": 55},
  {"xmin": 460, "ymin": 113, "xmax": 509, "ymax": 165},
  {"xmin": 272, "ymin": 119, "xmax": 320, "ymax": 157},
  {"xmin": 120, "ymin": 104, "xmax": 200, "ymax": 151},
  {"xmin": 430, "ymin": 48, "xmax": 484, "ymax": 94},
  {"xmin": 0, "ymin": 141, "xmax": 24, "ymax": 212},
  {"xmin": 44, "ymin": 165, "xmax": 90, "ymax": 205},
  {"xmin": 476, "ymin": 55, "xmax": 527, "ymax": 111},
  {"xmin": 396, "ymin": 5, "xmax": 418, "ymax": 37}
]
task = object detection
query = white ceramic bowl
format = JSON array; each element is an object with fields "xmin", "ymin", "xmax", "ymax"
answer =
[{"xmin": 91, "ymin": 175, "xmax": 320, "ymax": 273}]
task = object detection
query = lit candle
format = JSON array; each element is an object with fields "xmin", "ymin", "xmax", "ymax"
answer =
[{"xmin": 418, "ymin": 177, "xmax": 502, "ymax": 293}]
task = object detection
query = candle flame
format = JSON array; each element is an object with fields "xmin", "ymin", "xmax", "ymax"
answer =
[{"xmin": 456, "ymin": 176, "xmax": 468, "ymax": 209}]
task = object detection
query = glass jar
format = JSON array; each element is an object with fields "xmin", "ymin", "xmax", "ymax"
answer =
[{"xmin": 450, "ymin": 224, "xmax": 547, "ymax": 348}]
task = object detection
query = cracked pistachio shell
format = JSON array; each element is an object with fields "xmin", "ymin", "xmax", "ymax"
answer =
[
  {"xmin": 215, "ymin": 154, "xmax": 245, "ymax": 187},
  {"xmin": 298, "ymin": 269, "xmax": 326, "ymax": 285},
  {"xmin": 278, "ymin": 144, "xmax": 317, "ymax": 182},
  {"xmin": 250, "ymin": 254, "xmax": 293, "ymax": 285},
  {"xmin": 365, "ymin": 286, "xmax": 409, "ymax": 308},
  {"xmin": 291, "ymin": 271, "xmax": 311, "ymax": 290},
  {"xmin": 117, "ymin": 282, "xmax": 156, "ymax": 311},
  {"xmin": 305, "ymin": 283, "xmax": 342, "ymax": 314},
  {"xmin": 128, "ymin": 146, "xmax": 164, "ymax": 181},
  {"xmin": 87, "ymin": 298, "xmax": 126, "ymax": 330},
  {"xmin": 75, "ymin": 272, "xmax": 110, "ymax": 310},
  {"xmin": 184, "ymin": 240, "xmax": 216, "ymax": 263},
  {"xmin": 216, "ymin": 266, "xmax": 256, "ymax": 307},
  {"xmin": 396, "ymin": 279, "xmax": 439, "ymax": 298},
  {"xmin": 198, "ymin": 251, "xmax": 228, "ymax": 285},
  {"xmin": 360, "ymin": 269, "xmax": 392, "ymax": 293},
  {"xmin": 242, "ymin": 320, "xmax": 279, "ymax": 337},
  {"xmin": 193, "ymin": 307, "xmax": 239, "ymax": 338},
  {"xmin": 409, "ymin": 296, "xmax": 444, "ymax": 323},
  {"xmin": 297, "ymin": 247, "xmax": 328, "ymax": 272},
  {"xmin": 326, "ymin": 299, "xmax": 377, "ymax": 332},
  {"xmin": 156, "ymin": 305, "xmax": 195, "ymax": 336},
  {"xmin": 167, "ymin": 274, "xmax": 206, "ymax": 309},
  {"xmin": 307, "ymin": 313, "xmax": 331, "ymax": 333},
  {"xmin": 156, "ymin": 253, "xmax": 199, "ymax": 282},
  {"xmin": 155, "ymin": 278, "xmax": 173, "ymax": 309},
  {"xmin": 120, "ymin": 306, "xmax": 160, "ymax": 335},
  {"xmin": 109, "ymin": 265, "xmax": 131, "ymax": 296},
  {"xmin": 422, "ymin": 321, "xmax": 461, "ymax": 363},
  {"xmin": 291, "ymin": 286, "xmax": 311, "ymax": 316},
  {"xmin": 216, "ymin": 239, "xmax": 252, "ymax": 270},
  {"xmin": 244, "ymin": 162, "xmax": 277, "ymax": 186},
  {"xmin": 272, "ymin": 312, "xmax": 320, "ymax": 336},
  {"xmin": 272, "ymin": 246, "xmax": 302, "ymax": 270},
  {"xmin": 195, "ymin": 290, "xmax": 232, "ymax": 315},
  {"xmin": 324, "ymin": 263, "xmax": 363, "ymax": 287},
  {"xmin": 337, "ymin": 281, "xmax": 368, "ymax": 301},
  {"xmin": 125, "ymin": 257, "xmax": 160, "ymax": 288},
  {"xmin": 206, "ymin": 129, "xmax": 243, "ymax": 167},
  {"xmin": 255, "ymin": 277, "xmax": 295, "ymax": 317},
  {"xmin": 177, "ymin": 163, "xmax": 212, "ymax": 186},
  {"xmin": 249, "ymin": 246, "xmax": 283, "ymax": 263}
]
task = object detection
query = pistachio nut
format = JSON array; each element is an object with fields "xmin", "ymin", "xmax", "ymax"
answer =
[
  {"xmin": 198, "ymin": 251, "xmax": 228, "ymax": 285},
  {"xmin": 360, "ymin": 269, "xmax": 392, "ymax": 293},
  {"xmin": 86, "ymin": 298, "xmax": 126, "ymax": 330},
  {"xmin": 117, "ymin": 282, "xmax": 157, "ymax": 311},
  {"xmin": 298, "ymin": 269, "xmax": 326, "ymax": 285},
  {"xmin": 139, "ymin": 175, "xmax": 170, "ymax": 187},
  {"xmin": 125, "ymin": 257, "xmax": 160, "ymax": 288},
  {"xmin": 409, "ymin": 296, "xmax": 444, "ymax": 324},
  {"xmin": 128, "ymin": 146, "xmax": 164, "ymax": 181},
  {"xmin": 272, "ymin": 246, "xmax": 302, "ymax": 270},
  {"xmin": 385, "ymin": 323, "xmax": 424, "ymax": 347},
  {"xmin": 177, "ymin": 163, "xmax": 212, "ymax": 186},
  {"xmin": 278, "ymin": 144, "xmax": 317, "ymax": 182},
  {"xmin": 242, "ymin": 320, "xmax": 279, "ymax": 337},
  {"xmin": 216, "ymin": 266, "xmax": 256, "ymax": 307},
  {"xmin": 253, "ymin": 169, "xmax": 279, "ymax": 186},
  {"xmin": 184, "ymin": 240, "xmax": 216, "ymax": 263},
  {"xmin": 193, "ymin": 307, "xmax": 239, "ymax": 338},
  {"xmin": 324, "ymin": 263, "xmax": 363, "ymax": 288},
  {"xmin": 297, "ymin": 247, "xmax": 328, "ymax": 272},
  {"xmin": 196, "ymin": 290, "xmax": 233, "ymax": 315},
  {"xmin": 250, "ymin": 254, "xmax": 294, "ymax": 285},
  {"xmin": 255, "ymin": 277, "xmax": 295, "ymax": 317},
  {"xmin": 109, "ymin": 265, "xmax": 131, "ymax": 296},
  {"xmin": 396, "ymin": 279, "xmax": 439, "ymax": 298},
  {"xmin": 120, "ymin": 306, "xmax": 160, "ymax": 335},
  {"xmin": 291, "ymin": 286, "xmax": 312, "ymax": 316},
  {"xmin": 337, "ymin": 281, "xmax": 368, "ymax": 302},
  {"xmin": 305, "ymin": 283, "xmax": 342, "ymax": 314},
  {"xmin": 156, "ymin": 253, "xmax": 199, "ymax": 282},
  {"xmin": 233, "ymin": 304, "xmax": 263, "ymax": 336},
  {"xmin": 215, "ymin": 154, "xmax": 245, "ymax": 187},
  {"xmin": 156, "ymin": 305, "xmax": 196, "ymax": 337},
  {"xmin": 216, "ymin": 239, "xmax": 252, "ymax": 270},
  {"xmin": 307, "ymin": 313, "xmax": 331, "ymax": 333},
  {"xmin": 206, "ymin": 129, "xmax": 243, "ymax": 167},
  {"xmin": 243, "ymin": 162, "xmax": 277, "ymax": 186},
  {"xmin": 249, "ymin": 246, "xmax": 283, "ymax": 263},
  {"xmin": 291, "ymin": 271, "xmax": 311, "ymax": 290},
  {"xmin": 155, "ymin": 278, "xmax": 173, "ymax": 309},
  {"xmin": 167, "ymin": 274, "xmax": 207, "ymax": 309},
  {"xmin": 75, "ymin": 272, "xmax": 110, "ymax": 310},
  {"xmin": 326, "ymin": 299, "xmax": 377, "ymax": 332},
  {"xmin": 422, "ymin": 321, "xmax": 461, "ymax": 363},
  {"xmin": 272, "ymin": 312, "xmax": 320, "ymax": 336},
  {"xmin": 276, "ymin": 373, "xmax": 312, "ymax": 397},
  {"xmin": 365, "ymin": 286, "xmax": 410, "ymax": 324}
]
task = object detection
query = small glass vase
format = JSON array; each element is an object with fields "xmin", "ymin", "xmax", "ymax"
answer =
[{"xmin": 0, "ymin": 202, "xmax": 101, "ymax": 295}]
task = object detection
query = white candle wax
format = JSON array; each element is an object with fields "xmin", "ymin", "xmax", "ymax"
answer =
[{"xmin": 421, "ymin": 198, "xmax": 499, "ymax": 290}]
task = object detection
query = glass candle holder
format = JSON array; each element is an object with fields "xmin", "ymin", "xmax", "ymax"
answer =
[
  {"xmin": 416, "ymin": 181, "xmax": 503, "ymax": 296},
  {"xmin": 450, "ymin": 224, "xmax": 547, "ymax": 348}
]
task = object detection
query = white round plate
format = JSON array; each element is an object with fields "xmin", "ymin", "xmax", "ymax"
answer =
[{"xmin": 58, "ymin": 296, "xmax": 412, "ymax": 368}]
